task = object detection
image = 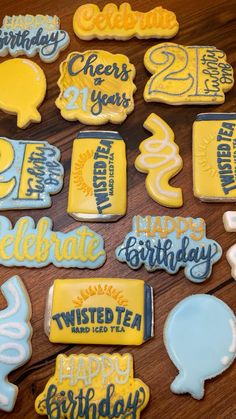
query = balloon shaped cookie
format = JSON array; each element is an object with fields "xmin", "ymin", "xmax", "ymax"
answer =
[
  {"xmin": 0, "ymin": 58, "xmax": 46, "ymax": 128},
  {"xmin": 164, "ymin": 295, "xmax": 236, "ymax": 400}
]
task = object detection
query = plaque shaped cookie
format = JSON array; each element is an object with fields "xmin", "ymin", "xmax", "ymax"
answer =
[
  {"xmin": 193, "ymin": 113, "xmax": 236, "ymax": 201},
  {"xmin": 73, "ymin": 3, "xmax": 179, "ymax": 40},
  {"xmin": 55, "ymin": 50, "xmax": 136, "ymax": 125},
  {"xmin": 0, "ymin": 58, "xmax": 46, "ymax": 128},
  {"xmin": 35, "ymin": 353, "xmax": 150, "ymax": 418},
  {"xmin": 116, "ymin": 215, "xmax": 222, "ymax": 282},
  {"xmin": 0, "ymin": 15, "xmax": 70, "ymax": 62},
  {"xmin": 135, "ymin": 113, "xmax": 183, "ymax": 208},
  {"xmin": 144, "ymin": 43, "xmax": 234, "ymax": 105},
  {"xmin": 0, "ymin": 137, "xmax": 63, "ymax": 209}
]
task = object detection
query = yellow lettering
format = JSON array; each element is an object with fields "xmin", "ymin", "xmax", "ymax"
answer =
[
  {"xmin": 0, "ymin": 235, "xmax": 14, "ymax": 260},
  {"xmin": 22, "ymin": 234, "xmax": 36, "ymax": 261},
  {"xmin": 51, "ymin": 232, "xmax": 63, "ymax": 262},
  {"xmin": 189, "ymin": 218, "xmax": 205, "ymax": 241},
  {"xmin": 77, "ymin": 4, "xmax": 96, "ymax": 31},
  {"xmin": 13, "ymin": 218, "xmax": 31, "ymax": 261},
  {"xmin": 62, "ymin": 236, "xmax": 78, "ymax": 260},
  {"xmin": 35, "ymin": 218, "xmax": 50, "ymax": 262}
]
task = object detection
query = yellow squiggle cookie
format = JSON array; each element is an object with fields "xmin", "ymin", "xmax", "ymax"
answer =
[{"xmin": 135, "ymin": 113, "xmax": 183, "ymax": 208}]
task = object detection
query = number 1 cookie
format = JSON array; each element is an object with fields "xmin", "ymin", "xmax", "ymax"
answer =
[
  {"xmin": 144, "ymin": 43, "xmax": 234, "ymax": 105},
  {"xmin": 135, "ymin": 113, "xmax": 183, "ymax": 207}
]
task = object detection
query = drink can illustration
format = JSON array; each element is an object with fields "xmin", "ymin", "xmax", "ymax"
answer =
[{"xmin": 68, "ymin": 131, "xmax": 127, "ymax": 221}]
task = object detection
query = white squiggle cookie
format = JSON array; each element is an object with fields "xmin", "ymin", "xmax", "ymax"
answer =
[{"xmin": 0, "ymin": 275, "xmax": 32, "ymax": 412}]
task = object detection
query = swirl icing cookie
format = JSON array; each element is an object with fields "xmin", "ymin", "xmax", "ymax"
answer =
[
  {"xmin": 68, "ymin": 130, "xmax": 127, "ymax": 221},
  {"xmin": 0, "ymin": 275, "xmax": 32, "ymax": 412},
  {"xmin": 55, "ymin": 50, "xmax": 136, "ymax": 125},
  {"xmin": 0, "ymin": 137, "xmax": 63, "ymax": 209},
  {"xmin": 0, "ymin": 216, "xmax": 106, "ymax": 269},
  {"xmin": 0, "ymin": 58, "xmax": 46, "ymax": 128},
  {"xmin": 35, "ymin": 353, "xmax": 150, "ymax": 418},
  {"xmin": 44, "ymin": 278, "xmax": 153, "ymax": 345},
  {"xmin": 223, "ymin": 211, "xmax": 236, "ymax": 280},
  {"xmin": 73, "ymin": 3, "xmax": 179, "ymax": 40},
  {"xmin": 135, "ymin": 113, "xmax": 183, "ymax": 208},
  {"xmin": 164, "ymin": 295, "xmax": 236, "ymax": 399},
  {"xmin": 144, "ymin": 43, "xmax": 234, "ymax": 105},
  {"xmin": 115, "ymin": 215, "xmax": 222, "ymax": 282},
  {"xmin": 0, "ymin": 15, "xmax": 70, "ymax": 62},
  {"xmin": 193, "ymin": 113, "xmax": 236, "ymax": 201}
]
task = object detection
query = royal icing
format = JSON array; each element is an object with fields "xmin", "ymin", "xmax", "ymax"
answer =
[
  {"xmin": 0, "ymin": 137, "xmax": 63, "ymax": 209},
  {"xmin": 45, "ymin": 278, "xmax": 153, "ymax": 345},
  {"xmin": 0, "ymin": 216, "xmax": 106, "ymax": 269},
  {"xmin": 68, "ymin": 131, "xmax": 127, "ymax": 221},
  {"xmin": 35, "ymin": 353, "xmax": 150, "ymax": 418},
  {"xmin": 193, "ymin": 113, "xmax": 236, "ymax": 201},
  {"xmin": 223, "ymin": 211, "xmax": 236, "ymax": 280},
  {"xmin": 0, "ymin": 15, "xmax": 70, "ymax": 62},
  {"xmin": 164, "ymin": 294, "xmax": 236, "ymax": 399},
  {"xmin": 0, "ymin": 275, "xmax": 32, "ymax": 412},
  {"xmin": 115, "ymin": 215, "xmax": 222, "ymax": 282},
  {"xmin": 73, "ymin": 3, "xmax": 179, "ymax": 40},
  {"xmin": 55, "ymin": 50, "xmax": 136, "ymax": 125},
  {"xmin": 144, "ymin": 43, "xmax": 234, "ymax": 105},
  {"xmin": 135, "ymin": 113, "xmax": 183, "ymax": 208},
  {"xmin": 0, "ymin": 58, "xmax": 46, "ymax": 128}
]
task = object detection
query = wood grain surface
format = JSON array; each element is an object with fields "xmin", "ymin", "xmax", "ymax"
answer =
[{"xmin": 0, "ymin": 0, "xmax": 236, "ymax": 417}]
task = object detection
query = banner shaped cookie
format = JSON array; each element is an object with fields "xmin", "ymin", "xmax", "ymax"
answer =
[
  {"xmin": 116, "ymin": 215, "xmax": 222, "ymax": 282},
  {"xmin": 0, "ymin": 58, "xmax": 46, "ymax": 128},
  {"xmin": 0, "ymin": 15, "xmax": 70, "ymax": 62},
  {"xmin": 73, "ymin": 3, "xmax": 179, "ymax": 40},
  {"xmin": 144, "ymin": 43, "xmax": 234, "ymax": 105},
  {"xmin": 35, "ymin": 353, "xmax": 150, "ymax": 418},
  {"xmin": 135, "ymin": 113, "xmax": 183, "ymax": 208},
  {"xmin": 45, "ymin": 278, "xmax": 153, "ymax": 345},
  {"xmin": 0, "ymin": 275, "xmax": 32, "ymax": 412},
  {"xmin": 0, "ymin": 137, "xmax": 63, "ymax": 209},
  {"xmin": 68, "ymin": 131, "xmax": 127, "ymax": 221},
  {"xmin": 193, "ymin": 113, "xmax": 236, "ymax": 201},
  {"xmin": 164, "ymin": 295, "xmax": 236, "ymax": 399},
  {"xmin": 55, "ymin": 50, "xmax": 136, "ymax": 125},
  {"xmin": 0, "ymin": 216, "xmax": 105, "ymax": 269}
]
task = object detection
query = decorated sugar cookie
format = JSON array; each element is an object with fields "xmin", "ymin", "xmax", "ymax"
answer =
[
  {"xmin": 144, "ymin": 43, "xmax": 234, "ymax": 105},
  {"xmin": 135, "ymin": 113, "xmax": 183, "ymax": 208},
  {"xmin": 0, "ymin": 15, "xmax": 70, "ymax": 62},
  {"xmin": 68, "ymin": 131, "xmax": 127, "ymax": 221},
  {"xmin": 73, "ymin": 3, "xmax": 179, "ymax": 40},
  {"xmin": 0, "ymin": 216, "xmax": 105, "ymax": 269},
  {"xmin": 55, "ymin": 50, "xmax": 136, "ymax": 125},
  {"xmin": 35, "ymin": 353, "xmax": 150, "ymax": 418},
  {"xmin": 164, "ymin": 295, "xmax": 236, "ymax": 399},
  {"xmin": 0, "ymin": 137, "xmax": 63, "ymax": 209},
  {"xmin": 223, "ymin": 211, "xmax": 236, "ymax": 280},
  {"xmin": 45, "ymin": 278, "xmax": 153, "ymax": 345},
  {"xmin": 0, "ymin": 275, "xmax": 32, "ymax": 412},
  {"xmin": 0, "ymin": 58, "xmax": 46, "ymax": 128},
  {"xmin": 193, "ymin": 113, "xmax": 236, "ymax": 201},
  {"xmin": 115, "ymin": 215, "xmax": 222, "ymax": 282}
]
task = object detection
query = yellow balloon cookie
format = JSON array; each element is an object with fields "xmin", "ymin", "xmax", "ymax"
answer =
[
  {"xmin": 144, "ymin": 43, "xmax": 234, "ymax": 105},
  {"xmin": 0, "ymin": 58, "xmax": 46, "ymax": 128},
  {"xmin": 135, "ymin": 113, "xmax": 183, "ymax": 207},
  {"xmin": 73, "ymin": 3, "xmax": 179, "ymax": 40},
  {"xmin": 55, "ymin": 50, "xmax": 136, "ymax": 125}
]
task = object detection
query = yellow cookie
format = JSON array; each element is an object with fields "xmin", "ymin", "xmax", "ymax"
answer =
[
  {"xmin": 73, "ymin": 3, "xmax": 179, "ymax": 40},
  {"xmin": 144, "ymin": 43, "xmax": 234, "ymax": 105},
  {"xmin": 135, "ymin": 113, "xmax": 183, "ymax": 207},
  {"xmin": 35, "ymin": 353, "xmax": 150, "ymax": 418},
  {"xmin": 0, "ymin": 58, "xmax": 46, "ymax": 128},
  {"xmin": 193, "ymin": 113, "xmax": 236, "ymax": 201},
  {"xmin": 55, "ymin": 50, "xmax": 136, "ymax": 125}
]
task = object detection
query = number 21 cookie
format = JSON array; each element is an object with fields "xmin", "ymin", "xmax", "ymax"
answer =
[
  {"xmin": 55, "ymin": 50, "xmax": 136, "ymax": 125},
  {"xmin": 144, "ymin": 43, "xmax": 234, "ymax": 105}
]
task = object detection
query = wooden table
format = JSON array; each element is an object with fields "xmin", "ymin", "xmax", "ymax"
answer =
[{"xmin": 0, "ymin": 0, "xmax": 236, "ymax": 417}]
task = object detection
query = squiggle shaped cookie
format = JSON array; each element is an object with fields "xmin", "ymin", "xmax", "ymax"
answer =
[
  {"xmin": 0, "ymin": 276, "xmax": 32, "ymax": 412},
  {"xmin": 135, "ymin": 113, "xmax": 183, "ymax": 207},
  {"xmin": 223, "ymin": 211, "xmax": 236, "ymax": 280}
]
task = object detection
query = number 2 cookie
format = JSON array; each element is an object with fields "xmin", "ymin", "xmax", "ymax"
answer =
[
  {"xmin": 144, "ymin": 43, "xmax": 234, "ymax": 105},
  {"xmin": 55, "ymin": 50, "xmax": 136, "ymax": 125}
]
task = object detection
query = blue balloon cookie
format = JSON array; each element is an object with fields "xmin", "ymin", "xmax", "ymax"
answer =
[{"xmin": 164, "ymin": 294, "xmax": 236, "ymax": 399}]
